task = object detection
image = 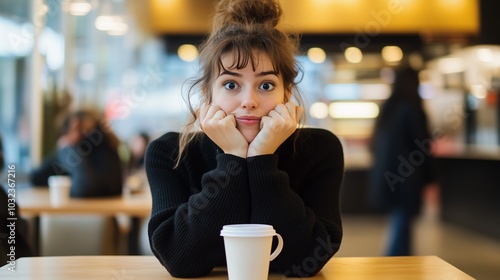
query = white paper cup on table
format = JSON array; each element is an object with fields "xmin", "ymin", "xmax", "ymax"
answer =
[
  {"xmin": 220, "ymin": 224, "xmax": 284, "ymax": 280},
  {"xmin": 47, "ymin": 175, "xmax": 71, "ymax": 206}
]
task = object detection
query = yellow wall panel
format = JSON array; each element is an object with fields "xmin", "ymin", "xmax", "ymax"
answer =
[{"xmin": 149, "ymin": 0, "xmax": 478, "ymax": 35}]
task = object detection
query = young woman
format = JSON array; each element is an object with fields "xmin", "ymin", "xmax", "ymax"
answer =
[{"xmin": 145, "ymin": 0, "xmax": 344, "ymax": 277}]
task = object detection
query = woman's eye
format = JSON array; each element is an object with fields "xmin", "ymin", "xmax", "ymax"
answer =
[
  {"xmin": 260, "ymin": 82, "xmax": 274, "ymax": 91},
  {"xmin": 223, "ymin": 82, "xmax": 238, "ymax": 90},
  {"xmin": 259, "ymin": 82, "xmax": 275, "ymax": 91}
]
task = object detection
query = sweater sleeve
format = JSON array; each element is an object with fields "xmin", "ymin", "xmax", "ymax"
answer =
[
  {"xmin": 145, "ymin": 134, "xmax": 252, "ymax": 277},
  {"xmin": 247, "ymin": 129, "xmax": 344, "ymax": 277}
]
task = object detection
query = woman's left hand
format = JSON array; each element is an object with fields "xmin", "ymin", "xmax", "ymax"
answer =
[{"xmin": 247, "ymin": 102, "xmax": 303, "ymax": 157}]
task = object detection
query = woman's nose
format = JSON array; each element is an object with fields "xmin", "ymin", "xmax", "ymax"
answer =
[{"xmin": 241, "ymin": 89, "xmax": 258, "ymax": 109}]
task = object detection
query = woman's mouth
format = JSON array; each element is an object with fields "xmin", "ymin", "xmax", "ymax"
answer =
[{"xmin": 236, "ymin": 116, "xmax": 261, "ymax": 125}]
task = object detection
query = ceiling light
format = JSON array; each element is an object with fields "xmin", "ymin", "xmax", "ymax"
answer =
[
  {"xmin": 438, "ymin": 57, "xmax": 465, "ymax": 74},
  {"xmin": 329, "ymin": 102, "xmax": 379, "ymax": 119},
  {"xmin": 382, "ymin": 46, "xmax": 403, "ymax": 63},
  {"xmin": 177, "ymin": 44, "xmax": 198, "ymax": 62},
  {"xmin": 344, "ymin": 47, "xmax": 362, "ymax": 63},
  {"xmin": 63, "ymin": 0, "xmax": 92, "ymax": 16},
  {"xmin": 476, "ymin": 48, "xmax": 493, "ymax": 62},
  {"xmin": 307, "ymin": 47, "xmax": 326, "ymax": 64},
  {"xmin": 95, "ymin": 15, "xmax": 128, "ymax": 35},
  {"xmin": 309, "ymin": 102, "xmax": 329, "ymax": 119}
]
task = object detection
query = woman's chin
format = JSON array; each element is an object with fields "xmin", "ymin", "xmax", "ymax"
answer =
[{"xmin": 240, "ymin": 129, "xmax": 259, "ymax": 143}]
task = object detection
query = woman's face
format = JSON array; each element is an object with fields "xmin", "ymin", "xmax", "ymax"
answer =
[{"xmin": 211, "ymin": 50, "xmax": 288, "ymax": 143}]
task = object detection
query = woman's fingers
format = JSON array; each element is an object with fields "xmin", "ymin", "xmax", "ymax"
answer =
[
  {"xmin": 200, "ymin": 104, "xmax": 226, "ymax": 124},
  {"xmin": 285, "ymin": 102, "xmax": 296, "ymax": 120},
  {"xmin": 267, "ymin": 109, "xmax": 284, "ymax": 120},
  {"xmin": 274, "ymin": 102, "xmax": 303, "ymax": 122},
  {"xmin": 205, "ymin": 104, "xmax": 222, "ymax": 119},
  {"xmin": 199, "ymin": 104, "xmax": 248, "ymax": 158},
  {"xmin": 213, "ymin": 110, "xmax": 226, "ymax": 120},
  {"xmin": 274, "ymin": 103, "xmax": 290, "ymax": 119}
]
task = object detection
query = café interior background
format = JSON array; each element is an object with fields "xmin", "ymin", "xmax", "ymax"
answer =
[
  {"xmin": 2, "ymin": 0, "xmax": 500, "ymax": 279},
  {"xmin": 1, "ymin": 0, "xmax": 499, "ymax": 173}
]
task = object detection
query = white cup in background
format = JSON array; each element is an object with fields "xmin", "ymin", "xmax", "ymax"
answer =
[
  {"xmin": 220, "ymin": 224, "xmax": 284, "ymax": 280},
  {"xmin": 47, "ymin": 175, "xmax": 71, "ymax": 206}
]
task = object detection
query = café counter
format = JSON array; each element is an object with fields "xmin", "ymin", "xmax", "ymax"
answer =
[
  {"xmin": 340, "ymin": 143, "xmax": 500, "ymax": 242},
  {"xmin": 434, "ymin": 145, "xmax": 500, "ymax": 241}
]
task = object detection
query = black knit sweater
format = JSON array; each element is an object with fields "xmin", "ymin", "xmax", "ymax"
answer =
[{"xmin": 145, "ymin": 128, "xmax": 344, "ymax": 278}]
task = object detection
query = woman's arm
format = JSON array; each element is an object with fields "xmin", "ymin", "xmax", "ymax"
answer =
[
  {"xmin": 29, "ymin": 153, "xmax": 68, "ymax": 186},
  {"xmin": 146, "ymin": 134, "xmax": 252, "ymax": 277},
  {"xmin": 247, "ymin": 129, "xmax": 344, "ymax": 276}
]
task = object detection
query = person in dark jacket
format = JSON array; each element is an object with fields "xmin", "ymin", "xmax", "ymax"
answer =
[
  {"xmin": 30, "ymin": 110, "xmax": 123, "ymax": 197},
  {"xmin": 145, "ymin": 0, "xmax": 344, "ymax": 277},
  {"xmin": 368, "ymin": 66, "xmax": 435, "ymax": 256}
]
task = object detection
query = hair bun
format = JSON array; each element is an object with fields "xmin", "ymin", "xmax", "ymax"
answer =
[{"xmin": 212, "ymin": 0, "xmax": 282, "ymax": 30}]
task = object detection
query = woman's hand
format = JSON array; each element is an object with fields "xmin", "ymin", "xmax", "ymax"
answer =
[
  {"xmin": 199, "ymin": 103, "xmax": 249, "ymax": 158},
  {"xmin": 247, "ymin": 102, "xmax": 304, "ymax": 157}
]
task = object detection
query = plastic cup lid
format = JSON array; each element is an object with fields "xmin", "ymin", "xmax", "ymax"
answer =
[{"xmin": 220, "ymin": 224, "xmax": 276, "ymax": 237}]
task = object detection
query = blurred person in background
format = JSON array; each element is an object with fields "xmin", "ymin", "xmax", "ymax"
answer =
[
  {"xmin": 124, "ymin": 132, "xmax": 150, "ymax": 194},
  {"xmin": 127, "ymin": 132, "xmax": 150, "ymax": 172},
  {"xmin": 29, "ymin": 109, "xmax": 123, "ymax": 197},
  {"xmin": 368, "ymin": 66, "xmax": 435, "ymax": 256}
]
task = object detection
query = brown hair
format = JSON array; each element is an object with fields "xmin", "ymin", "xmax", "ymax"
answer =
[
  {"xmin": 176, "ymin": 0, "xmax": 304, "ymax": 166},
  {"xmin": 60, "ymin": 109, "xmax": 121, "ymax": 150}
]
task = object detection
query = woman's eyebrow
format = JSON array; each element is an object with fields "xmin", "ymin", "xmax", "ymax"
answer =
[
  {"xmin": 218, "ymin": 70, "xmax": 278, "ymax": 78},
  {"xmin": 257, "ymin": 71, "xmax": 278, "ymax": 77},
  {"xmin": 218, "ymin": 70, "xmax": 241, "ymax": 77}
]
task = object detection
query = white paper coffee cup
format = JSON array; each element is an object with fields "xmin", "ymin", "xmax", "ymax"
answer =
[
  {"xmin": 48, "ymin": 175, "xmax": 71, "ymax": 206},
  {"xmin": 220, "ymin": 224, "xmax": 283, "ymax": 280}
]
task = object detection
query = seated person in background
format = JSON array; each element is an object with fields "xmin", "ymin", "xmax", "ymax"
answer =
[
  {"xmin": 124, "ymin": 132, "xmax": 150, "ymax": 193},
  {"xmin": 127, "ymin": 132, "xmax": 150, "ymax": 173},
  {"xmin": 30, "ymin": 109, "xmax": 123, "ymax": 197}
]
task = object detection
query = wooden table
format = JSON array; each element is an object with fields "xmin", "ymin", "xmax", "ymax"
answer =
[
  {"xmin": 0, "ymin": 255, "xmax": 475, "ymax": 279},
  {"xmin": 16, "ymin": 188, "xmax": 152, "ymax": 255},
  {"xmin": 17, "ymin": 188, "xmax": 151, "ymax": 217}
]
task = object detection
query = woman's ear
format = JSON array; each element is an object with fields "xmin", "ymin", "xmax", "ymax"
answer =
[{"xmin": 284, "ymin": 88, "xmax": 292, "ymax": 103}]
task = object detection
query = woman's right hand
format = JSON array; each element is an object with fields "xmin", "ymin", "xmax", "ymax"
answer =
[{"xmin": 199, "ymin": 103, "xmax": 248, "ymax": 158}]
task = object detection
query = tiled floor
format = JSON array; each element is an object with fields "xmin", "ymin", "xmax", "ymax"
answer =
[{"xmin": 337, "ymin": 202, "xmax": 500, "ymax": 279}]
